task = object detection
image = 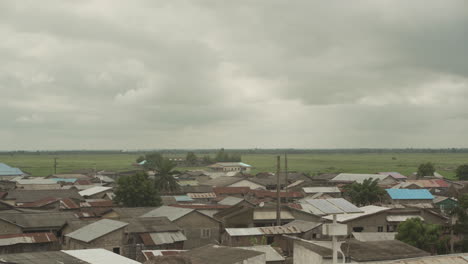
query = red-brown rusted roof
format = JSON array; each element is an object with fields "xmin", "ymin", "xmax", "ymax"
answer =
[
  {"xmin": 213, "ymin": 187, "xmax": 250, "ymax": 195},
  {"xmin": 171, "ymin": 204, "xmax": 231, "ymax": 210},
  {"xmin": 0, "ymin": 232, "xmax": 57, "ymax": 244},
  {"xmin": 253, "ymin": 190, "xmax": 304, "ymax": 198},
  {"xmin": 60, "ymin": 198, "xmax": 80, "ymax": 209},
  {"xmin": 17, "ymin": 197, "xmax": 60, "ymax": 208}
]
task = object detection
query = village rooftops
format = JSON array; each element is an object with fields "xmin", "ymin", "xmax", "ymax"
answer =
[
  {"xmin": 386, "ymin": 189, "xmax": 434, "ymax": 200},
  {"xmin": 141, "ymin": 206, "xmax": 194, "ymax": 221},
  {"xmin": 124, "ymin": 217, "xmax": 180, "ymax": 233},
  {"xmin": 322, "ymin": 205, "xmax": 390, "ymax": 223},
  {"xmin": 78, "ymin": 186, "xmax": 112, "ymax": 197},
  {"xmin": 343, "ymin": 239, "xmax": 430, "ymax": 262},
  {"xmin": 302, "ymin": 186, "xmax": 341, "ymax": 194},
  {"xmin": 209, "ymin": 162, "xmax": 252, "ymax": 168},
  {"xmin": 298, "ymin": 198, "xmax": 363, "ymax": 216},
  {"xmin": 225, "ymin": 226, "xmax": 301, "ymax": 236},
  {"xmin": 4, "ymin": 189, "xmax": 84, "ymax": 203},
  {"xmin": 0, "ymin": 211, "xmax": 76, "ymax": 229},
  {"xmin": 65, "ymin": 219, "xmax": 128, "ymax": 243}
]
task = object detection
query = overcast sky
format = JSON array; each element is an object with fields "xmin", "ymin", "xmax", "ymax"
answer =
[{"xmin": 1, "ymin": 0, "xmax": 468, "ymax": 150}]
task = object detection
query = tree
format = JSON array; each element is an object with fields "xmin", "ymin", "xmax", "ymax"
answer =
[
  {"xmin": 202, "ymin": 155, "xmax": 213, "ymax": 165},
  {"xmin": 417, "ymin": 162, "xmax": 435, "ymax": 178},
  {"xmin": 396, "ymin": 218, "xmax": 445, "ymax": 254},
  {"xmin": 214, "ymin": 148, "xmax": 242, "ymax": 162},
  {"xmin": 136, "ymin": 155, "xmax": 145, "ymax": 163},
  {"xmin": 186, "ymin": 152, "xmax": 198, "ymax": 166},
  {"xmin": 343, "ymin": 178, "xmax": 385, "ymax": 206},
  {"xmin": 456, "ymin": 164, "xmax": 468, "ymax": 180},
  {"xmin": 452, "ymin": 194, "xmax": 468, "ymax": 252},
  {"xmin": 154, "ymin": 158, "xmax": 180, "ymax": 193},
  {"xmin": 143, "ymin": 152, "xmax": 163, "ymax": 171},
  {"xmin": 114, "ymin": 172, "xmax": 161, "ymax": 207}
]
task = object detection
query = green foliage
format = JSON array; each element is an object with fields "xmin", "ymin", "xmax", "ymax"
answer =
[
  {"xmin": 136, "ymin": 155, "xmax": 145, "ymax": 163},
  {"xmin": 396, "ymin": 218, "xmax": 443, "ymax": 254},
  {"xmin": 452, "ymin": 194, "xmax": 468, "ymax": 252},
  {"xmin": 343, "ymin": 178, "xmax": 385, "ymax": 206},
  {"xmin": 215, "ymin": 148, "xmax": 241, "ymax": 162},
  {"xmin": 186, "ymin": 152, "xmax": 198, "ymax": 166},
  {"xmin": 154, "ymin": 158, "xmax": 180, "ymax": 193},
  {"xmin": 456, "ymin": 164, "xmax": 468, "ymax": 180},
  {"xmin": 202, "ymin": 155, "xmax": 213, "ymax": 164},
  {"xmin": 143, "ymin": 152, "xmax": 163, "ymax": 171},
  {"xmin": 114, "ymin": 172, "xmax": 161, "ymax": 207},
  {"xmin": 417, "ymin": 162, "xmax": 435, "ymax": 177}
]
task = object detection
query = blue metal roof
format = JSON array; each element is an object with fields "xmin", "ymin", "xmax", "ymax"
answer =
[
  {"xmin": 386, "ymin": 189, "xmax": 434, "ymax": 200},
  {"xmin": 173, "ymin": 195, "xmax": 194, "ymax": 202},
  {"xmin": 50, "ymin": 178, "xmax": 77, "ymax": 183},
  {"xmin": 0, "ymin": 163, "xmax": 24, "ymax": 176}
]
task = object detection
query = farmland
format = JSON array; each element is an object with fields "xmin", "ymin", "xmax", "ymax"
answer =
[{"xmin": 1, "ymin": 152, "xmax": 467, "ymax": 179}]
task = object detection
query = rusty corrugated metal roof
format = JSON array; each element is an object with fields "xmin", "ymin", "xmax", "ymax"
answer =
[
  {"xmin": 0, "ymin": 232, "xmax": 57, "ymax": 246},
  {"xmin": 187, "ymin": 192, "xmax": 217, "ymax": 199}
]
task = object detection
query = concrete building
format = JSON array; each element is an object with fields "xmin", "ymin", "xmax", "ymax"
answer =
[
  {"xmin": 330, "ymin": 173, "xmax": 398, "ymax": 186},
  {"xmin": 386, "ymin": 189, "xmax": 434, "ymax": 205},
  {"xmin": 64, "ymin": 219, "xmax": 128, "ymax": 255},
  {"xmin": 208, "ymin": 162, "xmax": 252, "ymax": 173},
  {"xmin": 141, "ymin": 206, "xmax": 221, "ymax": 249},
  {"xmin": 322, "ymin": 205, "xmax": 391, "ymax": 234}
]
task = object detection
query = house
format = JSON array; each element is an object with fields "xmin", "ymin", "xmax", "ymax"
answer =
[
  {"xmin": 237, "ymin": 245, "xmax": 285, "ymax": 264},
  {"xmin": 208, "ymin": 162, "xmax": 252, "ymax": 173},
  {"xmin": 213, "ymin": 186, "xmax": 250, "ymax": 197},
  {"xmin": 15, "ymin": 178, "xmax": 62, "ymax": 190},
  {"xmin": 222, "ymin": 226, "xmax": 301, "ymax": 247},
  {"xmin": 124, "ymin": 217, "xmax": 186, "ymax": 261},
  {"xmin": 251, "ymin": 190, "xmax": 304, "ymax": 203},
  {"xmin": 283, "ymin": 220, "xmax": 323, "ymax": 240},
  {"xmin": 386, "ymin": 189, "xmax": 434, "ymax": 205},
  {"xmin": 378, "ymin": 172, "xmax": 408, "ymax": 181},
  {"xmin": 141, "ymin": 206, "xmax": 221, "ymax": 249},
  {"xmin": 322, "ymin": 205, "xmax": 391, "ymax": 233},
  {"xmin": 0, "ymin": 163, "xmax": 25, "ymax": 180},
  {"xmin": 64, "ymin": 219, "xmax": 128, "ymax": 255},
  {"xmin": 0, "ymin": 248, "xmax": 141, "ymax": 264},
  {"xmin": 178, "ymin": 244, "xmax": 265, "ymax": 264},
  {"xmin": 330, "ymin": 173, "xmax": 398, "ymax": 186},
  {"xmin": 433, "ymin": 196, "xmax": 458, "ymax": 213},
  {"xmin": 0, "ymin": 211, "xmax": 77, "ymax": 236},
  {"xmin": 2, "ymin": 189, "xmax": 84, "ymax": 206},
  {"xmin": 205, "ymin": 176, "xmax": 266, "ymax": 190},
  {"xmin": 0, "ymin": 232, "xmax": 60, "ymax": 254},
  {"xmin": 186, "ymin": 192, "xmax": 217, "ymax": 202},
  {"xmin": 404, "ymin": 179, "xmax": 450, "ymax": 195},
  {"xmin": 78, "ymin": 186, "xmax": 113, "ymax": 199}
]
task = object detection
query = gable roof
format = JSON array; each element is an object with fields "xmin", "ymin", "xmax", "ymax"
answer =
[
  {"xmin": 124, "ymin": 217, "xmax": 180, "ymax": 233},
  {"xmin": 0, "ymin": 211, "xmax": 76, "ymax": 229},
  {"xmin": 378, "ymin": 172, "xmax": 407, "ymax": 179},
  {"xmin": 386, "ymin": 189, "xmax": 434, "ymax": 200},
  {"xmin": 63, "ymin": 249, "xmax": 140, "ymax": 264},
  {"xmin": 323, "ymin": 205, "xmax": 390, "ymax": 223},
  {"xmin": 303, "ymin": 186, "xmax": 341, "ymax": 194},
  {"xmin": 141, "ymin": 206, "xmax": 194, "ymax": 221},
  {"xmin": 237, "ymin": 245, "xmax": 284, "ymax": 262},
  {"xmin": 406, "ymin": 179, "xmax": 450, "ymax": 188},
  {"xmin": 78, "ymin": 186, "xmax": 112, "ymax": 197},
  {"xmin": 0, "ymin": 232, "xmax": 57, "ymax": 246},
  {"xmin": 352, "ymin": 232, "xmax": 396, "ymax": 242},
  {"xmin": 218, "ymin": 196, "xmax": 244, "ymax": 206},
  {"xmin": 283, "ymin": 220, "xmax": 322, "ymax": 232},
  {"xmin": 66, "ymin": 219, "xmax": 128, "ymax": 243}
]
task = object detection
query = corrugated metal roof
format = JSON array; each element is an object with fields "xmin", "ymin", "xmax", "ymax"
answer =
[
  {"xmin": 253, "ymin": 210, "xmax": 295, "ymax": 220},
  {"xmin": 78, "ymin": 186, "xmax": 112, "ymax": 197},
  {"xmin": 406, "ymin": 179, "xmax": 450, "ymax": 188},
  {"xmin": 141, "ymin": 206, "xmax": 194, "ymax": 221},
  {"xmin": 284, "ymin": 220, "xmax": 322, "ymax": 232},
  {"xmin": 16, "ymin": 178, "xmax": 58, "ymax": 185},
  {"xmin": 66, "ymin": 219, "xmax": 128, "ymax": 243},
  {"xmin": 50, "ymin": 178, "xmax": 78, "ymax": 183},
  {"xmin": 300, "ymin": 198, "xmax": 363, "ymax": 215},
  {"xmin": 386, "ymin": 215, "xmax": 424, "ymax": 222},
  {"xmin": 331, "ymin": 173, "xmax": 390, "ymax": 183},
  {"xmin": 142, "ymin": 250, "xmax": 187, "ymax": 260},
  {"xmin": 144, "ymin": 231, "xmax": 187, "ymax": 246},
  {"xmin": 378, "ymin": 172, "xmax": 407, "ymax": 179},
  {"xmin": 63, "ymin": 249, "xmax": 141, "ymax": 264},
  {"xmin": 303, "ymin": 186, "xmax": 341, "ymax": 194},
  {"xmin": 173, "ymin": 195, "xmax": 195, "ymax": 202},
  {"xmin": 225, "ymin": 228, "xmax": 263, "ymax": 236},
  {"xmin": 323, "ymin": 205, "xmax": 390, "ymax": 223},
  {"xmin": 259, "ymin": 225, "xmax": 301, "ymax": 235},
  {"xmin": 352, "ymin": 232, "xmax": 396, "ymax": 242},
  {"xmin": 209, "ymin": 162, "xmax": 252, "ymax": 168},
  {"xmin": 218, "ymin": 196, "xmax": 244, "ymax": 206},
  {"xmin": 237, "ymin": 245, "xmax": 285, "ymax": 262},
  {"xmin": 0, "ymin": 251, "xmax": 86, "ymax": 264},
  {"xmin": 0, "ymin": 232, "xmax": 57, "ymax": 246},
  {"xmin": 386, "ymin": 189, "xmax": 434, "ymax": 200},
  {"xmin": 187, "ymin": 192, "xmax": 217, "ymax": 199}
]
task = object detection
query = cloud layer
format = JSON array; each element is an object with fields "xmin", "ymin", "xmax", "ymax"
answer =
[{"xmin": 1, "ymin": 0, "xmax": 468, "ymax": 149}]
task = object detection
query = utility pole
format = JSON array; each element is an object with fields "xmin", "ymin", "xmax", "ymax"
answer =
[
  {"xmin": 276, "ymin": 155, "xmax": 281, "ymax": 226},
  {"xmin": 53, "ymin": 157, "xmax": 58, "ymax": 174},
  {"xmin": 284, "ymin": 152, "xmax": 288, "ymax": 203}
]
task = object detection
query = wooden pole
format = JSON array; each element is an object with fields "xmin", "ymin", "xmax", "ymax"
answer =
[
  {"xmin": 276, "ymin": 155, "xmax": 281, "ymax": 226},
  {"xmin": 284, "ymin": 152, "xmax": 288, "ymax": 203}
]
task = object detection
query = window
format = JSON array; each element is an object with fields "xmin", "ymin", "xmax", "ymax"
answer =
[
  {"xmin": 112, "ymin": 247, "xmax": 120, "ymax": 255},
  {"xmin": 378, "ymin": 226, "xmax": 384, "ymax": 232},
  {"xmin": 352, "ymin": 227, "xmax": 364, "ymax": 232},
  {"xmin": 201, "ymin": 228, "xmax": 211, "ymax": 238}
]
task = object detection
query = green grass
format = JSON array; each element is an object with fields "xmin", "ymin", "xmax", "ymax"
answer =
[{"xmin": 1, "ymin": 152, "xmax": 466, "ymax": 179}]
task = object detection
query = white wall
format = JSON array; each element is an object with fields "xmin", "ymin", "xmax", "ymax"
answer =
[{"xmin": 294, "ymin": 242, "xmax": 323, "ymax": 264}]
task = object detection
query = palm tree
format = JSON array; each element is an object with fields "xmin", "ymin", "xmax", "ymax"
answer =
[
  {"xmin": 154, "ymin": 158, "xmax": 180, "ymax": 193},
  {"xmin": 344, "ymin": 178, "xmax": 385, "ymax": 206}
]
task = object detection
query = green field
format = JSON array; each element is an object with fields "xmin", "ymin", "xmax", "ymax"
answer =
[{"xmin": 1, "ymin": 152, "xmax": 467, "ymax": 179}]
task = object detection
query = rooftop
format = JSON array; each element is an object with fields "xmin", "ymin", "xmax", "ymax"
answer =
[
  {"xmin": 331, "ymin": 173, "xmax": 390, "ymax": 183},
  {"xmin": 0, "ymin": 232, "xmax": 57, "ymax": 246},
  {"xmin": 283, "ymin": 220, "xmax": 322, "ymax": 232},
  {"xmin": 237, "ymin": 245, "xmax": 284, "ymax": 262},
  {"xmin": 302, "ymin": 186, "xmax": 341, "ymax": 194},
  {"xmin": 5, "ymin": 189, "xmax": 84, "ymax": 203},
  {"xmin": 386, "ymin": 189, "xmax": 434, "ymax": 200},
  {"xmin": 218, "ymin": 196, "xmax": 244, "ymax": 206},
  {"xmin": 78, "ymin": 186, "xmax": 112, "ymax": 197},
  {"xmin": 323, "ymin": 205, "xmax": 390, "ymax": 223},
  {"xmin": 343, "ymin": 239, "xmax": 430, "ymax": 262},
  {"xmin": 66, "ymin": 219, "xmax": 128, "ymax": 243},
  {"xmin": 141, "ymin": 206, "xmax": 194, "ymax": 221},
  {"xmin": 0, "ymin": 163, "xmax": 24, "ymax": 176},
  {"xmin": 180, "ymin": 244, "xmax": 264, "ymax": 264}
]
